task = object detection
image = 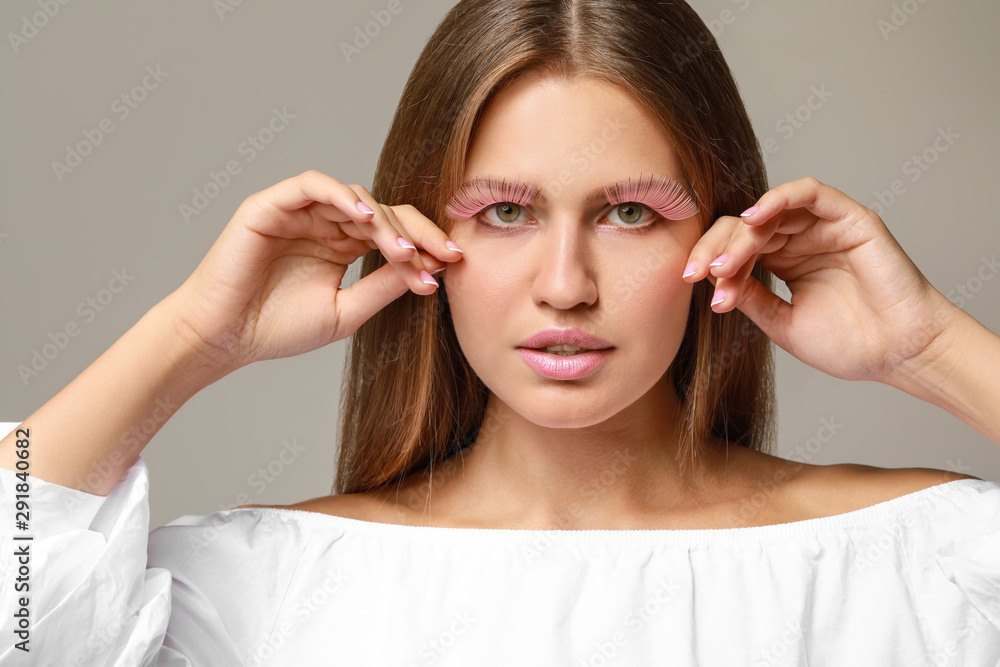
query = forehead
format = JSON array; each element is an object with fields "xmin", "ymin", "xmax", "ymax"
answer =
[{"xmin": 463, "ymin": 73, "xmax": 682, "ymax": 189}]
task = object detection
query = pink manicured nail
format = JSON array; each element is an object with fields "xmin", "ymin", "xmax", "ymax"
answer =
[
  {"xmin": 397, "ymin": 236, "xmax": 417, "ymax": 250},
  {"xmin": 431, "ymin": 267, "xmax": 446, "ymax": 275},
  {"xmin": 740, "ymin": 205, "xmax": 759, "ymax": 218},
  {"xmin": 682, "ymin": 261, "xmax": 697, "ymax": 278},
  {"xmin": 711, "ymin": 288, "xmax": 726, "ymax": 307},
  {"xmin": 356, "ymin": 201, "xmax": 375, "ymax": 214},
  {"xmin": 420, "ymin": 270, "xmax": 439, "ymax": 286},
  {"xmin": 709, "ymin": 253, "xmax": 728, "ymax": 268},
  {"xmin": 446, "ymin": 240, "xmax": 464, "ymax": 253}
]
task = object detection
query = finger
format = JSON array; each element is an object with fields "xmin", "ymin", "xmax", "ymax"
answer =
[
  {"xmin": 738, "ymin": 177, "xmax": 863, "ymax": 228},
  {"xmin": 710, "ymin": 228, "xmax": 792, "ymax": 309},
  {"xmin": 249, "ymin": 170, "xmax": 375, "ymax": 234},
  {"xmin": 275, "ymin": 237, "xmax": 373, "ymax": 266},
  {"xmin": 708, "ymin": 214, "xmax": 784, "ymax": 280},
  {"xmin": 346, "ymin": 186, "xmax": 432, "ymax": 269},
  {"xmin": 682, "ymin": 216, "xmax": 740, "ymax": 283},
  {"xmin": 379, "ymin": 203, "xmax": 434, "ymax": 276},
  {"xmin": 710, "ymin": 250, "xmax": 761, "ymax": 313},
  {"xmin": 730, "ymin": 273, "xmax": 793, "ymax": 353},
  {"xmin": 389, "ymin": 203, "xmax": 465, "ymax": 265},
  {"xmin": 305, "ymin": 189, "xmax": 444, "ymax": 293},
  {"xmin": 335, "ymin": 260, "xmax": 433, "ymax": 340},
  {"xmin": 244, "ymin": 171, "xmax": 430, "ymax": 280}
]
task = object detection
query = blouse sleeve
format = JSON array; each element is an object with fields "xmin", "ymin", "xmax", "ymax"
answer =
[
  {"xmin": 927, "ymin": 479, "xmax": 1000, "ymax": 636},
  {"xmin": 0, "ymin": 435, "xmax": 249, "ymax": 666}
]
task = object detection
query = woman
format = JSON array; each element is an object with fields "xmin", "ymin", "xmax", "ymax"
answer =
[{"xmin": 1, "ymin": 0, "xmax": 998, "ymax": 664}]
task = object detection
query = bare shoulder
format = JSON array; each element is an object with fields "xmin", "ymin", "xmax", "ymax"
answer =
[
  {"xmin": 235, "ymin": 488, "xmax": 412, "ymax": 523},
  {"xmin": 789, "ymin": 462, "xmax": 982, "ymax": 517}
]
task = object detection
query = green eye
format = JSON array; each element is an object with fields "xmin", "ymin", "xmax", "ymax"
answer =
[
  {"xmin": 494, "ymin": 203, "xmax": 522, "ymax": 223},
  {"xmin": 614, "ymin": 203, "xmax": 643, "ymax": 225}
]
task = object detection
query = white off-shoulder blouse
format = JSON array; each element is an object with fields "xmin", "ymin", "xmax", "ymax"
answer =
[{"xmin": 1, "ymin": 429, "xmax": 998, "ymax": 665}]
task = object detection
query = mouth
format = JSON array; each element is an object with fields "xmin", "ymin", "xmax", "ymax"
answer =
[
  {"xmin": 522, "ymin": 344, "xmax": 603, "ymax": 357},
  {"xmin": 516, "ymin": 346, "xmax": 613, "ymax": 380}
]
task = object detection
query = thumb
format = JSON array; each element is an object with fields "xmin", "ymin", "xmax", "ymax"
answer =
[
  {"xmin": 732, "ymin": 273, "xmax": 792, "ymax": 352},
  {"xmin": 335, "ymin": 261, "xmax": 418, "ymax": 339}
]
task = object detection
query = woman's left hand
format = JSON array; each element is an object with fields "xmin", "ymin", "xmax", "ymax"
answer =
[{"xmin": 683, "ymin": 177, "xmax": 959, "ymax": 384}]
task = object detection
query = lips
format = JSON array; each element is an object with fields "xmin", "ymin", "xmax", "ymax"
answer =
[{"xmin": 517, "ymin": 327, "xmax": 613, "ymax": 351}]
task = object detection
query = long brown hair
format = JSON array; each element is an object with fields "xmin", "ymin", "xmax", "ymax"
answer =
[{"xmin": 335, "ymin": 0, "xmax": 776, "ymax": 495}]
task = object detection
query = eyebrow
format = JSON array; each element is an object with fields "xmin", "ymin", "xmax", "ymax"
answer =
[{"xmin": 454, "ymin": 173, "xmax": 688, "ymax": 204}]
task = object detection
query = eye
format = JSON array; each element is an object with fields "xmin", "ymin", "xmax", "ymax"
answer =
[
  {"xmin": 475, "ymin": 200, "xmax": 662, "ymax": 232},
  {"xmin": 481, "ymin": 202, "xmax": 529, "ymax": 226},
  {"xmin": 608, "ymin": 201, "xmax": 660, "ymax": 229},
  {"xmin": 606, "ymin": 202, "xmax": 656, "ymax": 227}
]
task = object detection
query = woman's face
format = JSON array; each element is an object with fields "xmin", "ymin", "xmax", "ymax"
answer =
[{"xmin": 442, "ymin": 72, "xmax": 703, "ymax": 428}]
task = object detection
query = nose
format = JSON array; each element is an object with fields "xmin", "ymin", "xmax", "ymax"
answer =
[{"xmin": 530, "ymin": 215, "xmax": 599, "ymax": 311}]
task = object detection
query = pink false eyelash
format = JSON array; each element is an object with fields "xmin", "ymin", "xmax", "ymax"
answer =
[
  {"xmin": 445, "ymin": 176, "xmax": 538, "ymax": 221},
  {"xmin": 604, "ymin": 173, "xmax": 699, "ymax": 220}
]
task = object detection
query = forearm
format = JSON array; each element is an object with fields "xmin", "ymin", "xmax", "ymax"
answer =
[
  {"xmin": 887, "ymin": 303, "xmax": 1000, "ymax": 445},
  {"xmin": 0, "ymin": 293, "xmax": 233, "ymax": 495}
]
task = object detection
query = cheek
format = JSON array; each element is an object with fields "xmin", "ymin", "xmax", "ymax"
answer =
[
  {"xmin": 604, "ymin": 240, "xmax": 695, "ymax": 328},
  {"xmin": 440, "ymin": 244, "xmax": 518, "ymax": 342}
]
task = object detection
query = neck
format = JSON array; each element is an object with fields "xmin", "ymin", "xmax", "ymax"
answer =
[{"xmin": 439, "ymin": 379, "xmax": 730, "ymax": 530}]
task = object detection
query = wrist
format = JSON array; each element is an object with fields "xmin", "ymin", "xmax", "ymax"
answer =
[
  {"xmin": 884, "ymin": 292, "xmax": 1000, "ymax": 444},
  {"xmin": 150, "ymin": 293, "xmax": 238, "ymax": 387},
  {"xmin": 887, "ymin": 291, "xmax": 966, "ymax": 394}
]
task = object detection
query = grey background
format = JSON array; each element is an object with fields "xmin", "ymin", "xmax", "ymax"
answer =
[{"xmin": 2, "ymin": 1, "xmax": 998, "ymax": 530}]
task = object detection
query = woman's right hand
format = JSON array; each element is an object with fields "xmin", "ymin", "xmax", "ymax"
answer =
[{"xmin": 164, "ymin": 170, "xmax": 463, "ymax": 372}]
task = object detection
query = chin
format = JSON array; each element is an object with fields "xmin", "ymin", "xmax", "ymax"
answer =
[{"xmin": 492, "ymin": 382, "xmax": 636, "ymax": 429}]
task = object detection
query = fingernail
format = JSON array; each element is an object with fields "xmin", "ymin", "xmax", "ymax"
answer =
[
  {"xmin": 740, "ymin": 205, "xmax": 759, "ymax": 218},
  {"xmin": 420, "ymin": 270, "xmax": 439, "ymax": 286},
  {"xmin": 431, "ymin": 267, "xmax": 446, "ymax": 275},
  {"xmin": 682, "ymin": 261, "xmax": 697, "ymax": 278},
  {"xmin": 709, "ymin": 253, "xmax": 728, "ymax": 268},
  {"xmin": 397, "ymin": 237, "xmax": 417, "ymax": 250},
  {"xmin": 446, "ymin": 240, "xmax": 464, "ymax": 253},
  {"xmin": 357, "ymin": 201, "xmax": 375, "ymax": 214},
  {"xmin": 711, "ymin": 288, "xmax": 727, "ymax": 307}
]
